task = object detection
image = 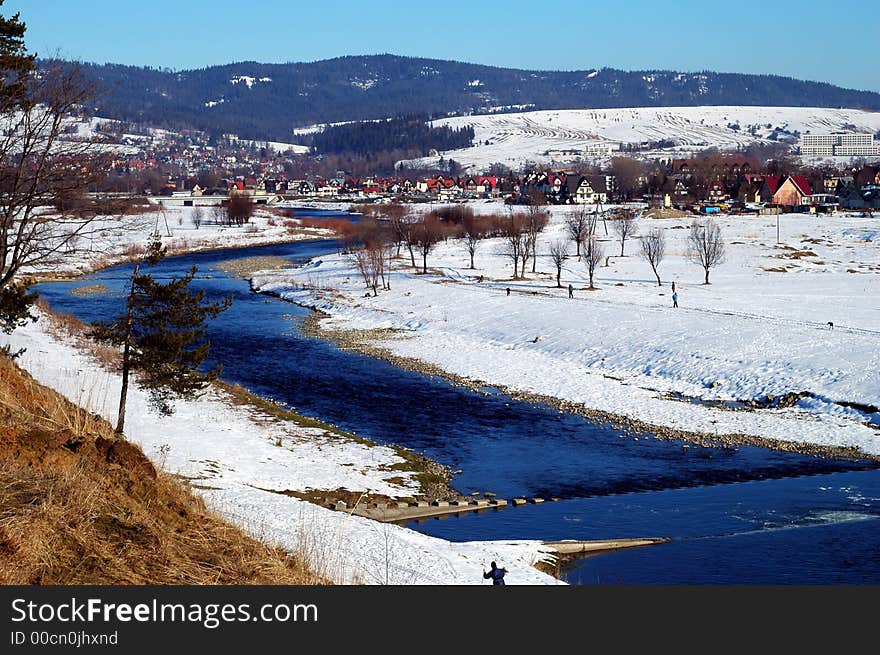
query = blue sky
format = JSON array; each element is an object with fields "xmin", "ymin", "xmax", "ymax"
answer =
[{"xmin": 7, "ymin": 0, "xmax": 880, "ymax": 92}]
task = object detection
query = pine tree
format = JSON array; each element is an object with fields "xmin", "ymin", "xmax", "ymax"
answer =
[
  {"xmin": 0, "ymin": 1, "xmax": 36, "ymax": 335},
  {"xmin": 91, "ymin": 241, "xmax": 232, "ymax": 434},
  {"xmin": 0, "ymin": 0, "xmax": 35, "ymax": 110}
]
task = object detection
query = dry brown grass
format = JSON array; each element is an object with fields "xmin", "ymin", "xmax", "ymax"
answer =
[{"xmin": 0, "ymin": 355, "xmax": 327, "ymax": 585}]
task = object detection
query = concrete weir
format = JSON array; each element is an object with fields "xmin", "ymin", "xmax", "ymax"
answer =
[
  {"xmin": 347, "ymin": 497, "xmax": 516, "ymax": 523},
  {"xmin": 324, "ymin": 500, "xmax": 669, "ymax": 558},
  {"xmin": 543, "ymin": 538, "xmax": 670, "ymax": 561}
]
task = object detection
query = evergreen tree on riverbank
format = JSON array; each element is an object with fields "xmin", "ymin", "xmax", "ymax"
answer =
[{"xmin": 91, "ymin": 241, "xmax": 231, "ymax": 434}]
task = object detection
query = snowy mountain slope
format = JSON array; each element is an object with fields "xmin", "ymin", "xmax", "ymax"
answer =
[
  {"xmin": 71, "ymin": 55, "xmax": 880, "ymax": 141},
  {"xmin": 399, "ymin": 106, "xmax": 880, "ymax": 171}
]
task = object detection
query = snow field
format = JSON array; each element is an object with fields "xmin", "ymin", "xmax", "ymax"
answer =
[{"xmin": 255, "ymin": 203, "xmax": 880, "ymax": 456}]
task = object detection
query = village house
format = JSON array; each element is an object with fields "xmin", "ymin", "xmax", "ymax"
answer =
[
  {"xmin": 772, "ymin": 175, "xmax": 813, "ymax": 208},
  {"xmin": 705, "ymin": 179, "xmax": 728, "ymax": 202},
  {"xmin": 657, "ymin": 177, "xmax": 691, "ymax": 207},
  {"xmin": 437, "ymin": 178, "xmax": 462, "ymax": 201},
  {"xmin": 565, "ymin": 175, "xmax": 608, "ymax": 204},
  {"xmin": 756, "ymin": 175, "xmax": 782, "ymax": 204}
]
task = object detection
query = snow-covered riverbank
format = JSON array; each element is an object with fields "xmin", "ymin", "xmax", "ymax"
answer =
[
  {"xmin": 254, "ymin": 205, "xmax": 880, "ymax": 457},
  {"xmin": 28, "ymin": 204, "xmax": 334, "ymax": 280},
  {"xmin": 4, "ymin": 314, "xmax": 560, "ymax": 584},
  {"xmin": 7, "ymin": 203, "xmax": 563, "ymax": 584}
]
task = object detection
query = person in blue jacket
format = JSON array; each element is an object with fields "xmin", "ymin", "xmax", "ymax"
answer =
[
  {"xmin": 672, "ymin": 290, "xmax": 679, "ymax": 308},
  {"xmin": 483, "ymin": 561, "xmax": 507, "ymax": 585}
]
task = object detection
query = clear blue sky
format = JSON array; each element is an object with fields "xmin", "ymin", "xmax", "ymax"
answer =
[{"xmin": 7, "ymin": 0, "xmax": 880, "ymax": 92}]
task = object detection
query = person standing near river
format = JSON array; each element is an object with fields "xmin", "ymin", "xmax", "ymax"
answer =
[{"xmin": 483, "ymin": 561, "xmax": 507, "ymax": 585}]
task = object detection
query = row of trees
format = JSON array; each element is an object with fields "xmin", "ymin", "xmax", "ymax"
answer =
[{"xmin": 342, "ymin": 202, "xmax": 727, "ymax": 295}]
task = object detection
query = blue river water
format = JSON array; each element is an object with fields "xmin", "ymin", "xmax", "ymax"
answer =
[{"xmin": 34, "ymin": 224, "xmax": 880, "ymax": 584}]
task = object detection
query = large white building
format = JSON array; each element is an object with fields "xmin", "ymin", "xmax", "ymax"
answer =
[{"xmin": 800, "ymin": 133, "xmax": 880, "ymax": 156}]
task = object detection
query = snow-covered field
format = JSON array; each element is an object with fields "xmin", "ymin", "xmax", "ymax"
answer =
[
  {"xmin": 255, "ymin": 203, "xmax": 880, "ymax": 456},
  {"xmin": 399, "ymin": 106, "xmax": 880, "ymax": 171},
  {"xmin": 28, "ymin": 204, "xmax": 331, "ymax": 279}
]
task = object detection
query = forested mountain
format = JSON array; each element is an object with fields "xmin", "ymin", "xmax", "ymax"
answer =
[
  {"xmin": 57, "ymin": 54, "xmax": 880, "ymax": 142},
  {"xmin": 303, "ymin": 115, "xmax": 474, "ymax": 156}
]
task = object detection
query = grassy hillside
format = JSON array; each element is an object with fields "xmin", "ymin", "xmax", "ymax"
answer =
[{"xmin": 0, "ymin": 352, "xmax": 326, "ymax": 585}]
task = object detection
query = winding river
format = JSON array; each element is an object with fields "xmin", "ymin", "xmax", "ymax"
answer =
[{"xmin": 35, "ymin": 219, "xmax": 880, "ymax": 584}]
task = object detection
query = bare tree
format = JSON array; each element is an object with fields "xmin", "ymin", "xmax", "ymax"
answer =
[
  {"xmin": 687, "ymin": 219, "xmax": 726, "ymax": 284},
  {"xmin": 225, "ymin": 194, "xmax": 254, "ymax": 226},
  {"xmin": 0, "ymin": 61, "xmax": 114, "ymax": 324},
  {"xmin": 500, "ymin": 213, "xmax": 527, "ymax": 279},
  {"xmin": 191, "ymin": 206, "xmax": 203, "ymax": 230},
  {"xmin": 412, "ymin": 213, "xmax": 445, "ymax": 274},
  {"xmin": 382, "ymin": 203, "xmax": 408, "ymax": 257},
  {"xmin": 640, "ymin": 227, "xmax": 666, "ymax": 286},
  {"xmin": 350, "ymin": 243, "xmax": 390, "ymax": 296},
  {"xmin": 583, "ymin": 234, "xmax": 604, "ymax": 289},
  {"xmin": 564, "ymin": 209, "xmax": 588, "ymax": 259},
  {"xmin": 397, "ymin": 214, "xmax": 420, "ymax": 268},
  {"xmin": 523, "ymin": 205, "xmax": 549, "ymax": 274},
  {"xmin": 609, "ymin": 156, "xmax": 645, "ymax": 201},
  {"xmin": 378, "ymin": 242, "xmax": 393, "ymax": 290},
  {"xmin": 211, "ymin": 204, "xmax": 225, "ymax": 226},
  {"xmin": 548, "ymin": 240, "xmax": 568, "ymax": 288},
  {"xmin": 611, "ymin": 208, "xmax": 639, "ymax": 256},
  {"xmin": 460, "ymin": 213, "xmax": 485, "ymax": 269},
  {"xmin": 350, "ymin": 247, "xmax": 372, "ymax": 292}
]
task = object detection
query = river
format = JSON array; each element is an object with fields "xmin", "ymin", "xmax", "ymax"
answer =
[{"xmin": 34, "ymin": 226, "xmax": 880, "ymax": 584}]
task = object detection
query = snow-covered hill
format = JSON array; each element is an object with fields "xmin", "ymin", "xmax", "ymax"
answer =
[{"xmin": 399, "ymin": 106, "xmax": 880, "ymax": 171}]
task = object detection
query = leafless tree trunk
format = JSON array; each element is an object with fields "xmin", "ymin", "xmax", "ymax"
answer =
[
  {"xmin": 211, "ymin": 205, "xmax": 225, "ymax": 226},
  {"xmin": 640, "ymin": 227, "xmax": 666, "ymax": 286},
  {"xmin": 565, "ymin": 207, "xmax": 590, "ymax": 259},
  {"xmin": 611, "ymin": 208, "xmax": 639, "ymax": 256},
  {"xmin": 399, "ymin": 215, "xmax": 418, "ymax": 268},
  {"xmin": 191, "ymin": 206, "xmax": 203, "ymax": 230},
  {"xmin": 115, "ymin": 258, "xmax": 141, "ymax": 434},
  {"xmin": 549, "ymin": 240, "xmax": 568, "ymax": 288},
  {"xmin": 349, "ymin": 248, "xmax": 373, "ymax": 292},
  {"xmin": 413, "ymin": 213, "xmax": 445, "ymax": 274},
  {"xmin": 500, "ymin": 213, "xmax": 526, "ymax": 279},
  {"xmin": 525, "ymin": 205, "xmax": 548, "ymax": 274},
  {"xmin": 583, "ymin": 234, "xmax": 604, "ymax": 289},
  {"xmin": 461, "ymin": 214, "xmax": 485, "ymax": 269},
  {"xmin": 385, "ymin": 206, "xmax": 409, "ymax": 258},
  {"xmin": 687, "ymin": 219, "xmax": 726, "ymax": 284}
]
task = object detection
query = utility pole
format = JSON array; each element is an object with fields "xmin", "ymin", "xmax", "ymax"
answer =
[{"xmin": 776, "ymin": 211, "xmax": 780, "ymax": 245}]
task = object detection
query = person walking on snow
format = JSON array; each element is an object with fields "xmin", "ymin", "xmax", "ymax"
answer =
[
  {"xmin": 672, "ymin": 289, "xmax": 679, "ymax": 308},
  {"xmin": 568, "ymin": 283, "xmax": 574, "ymax": 299},
  {"xmin": 483, "ymin": 561, "xmax": 507, "ymax": 585},
  {"xmin": 506, "ymin": 287, "xmax": 510, "ymax": 296}
]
